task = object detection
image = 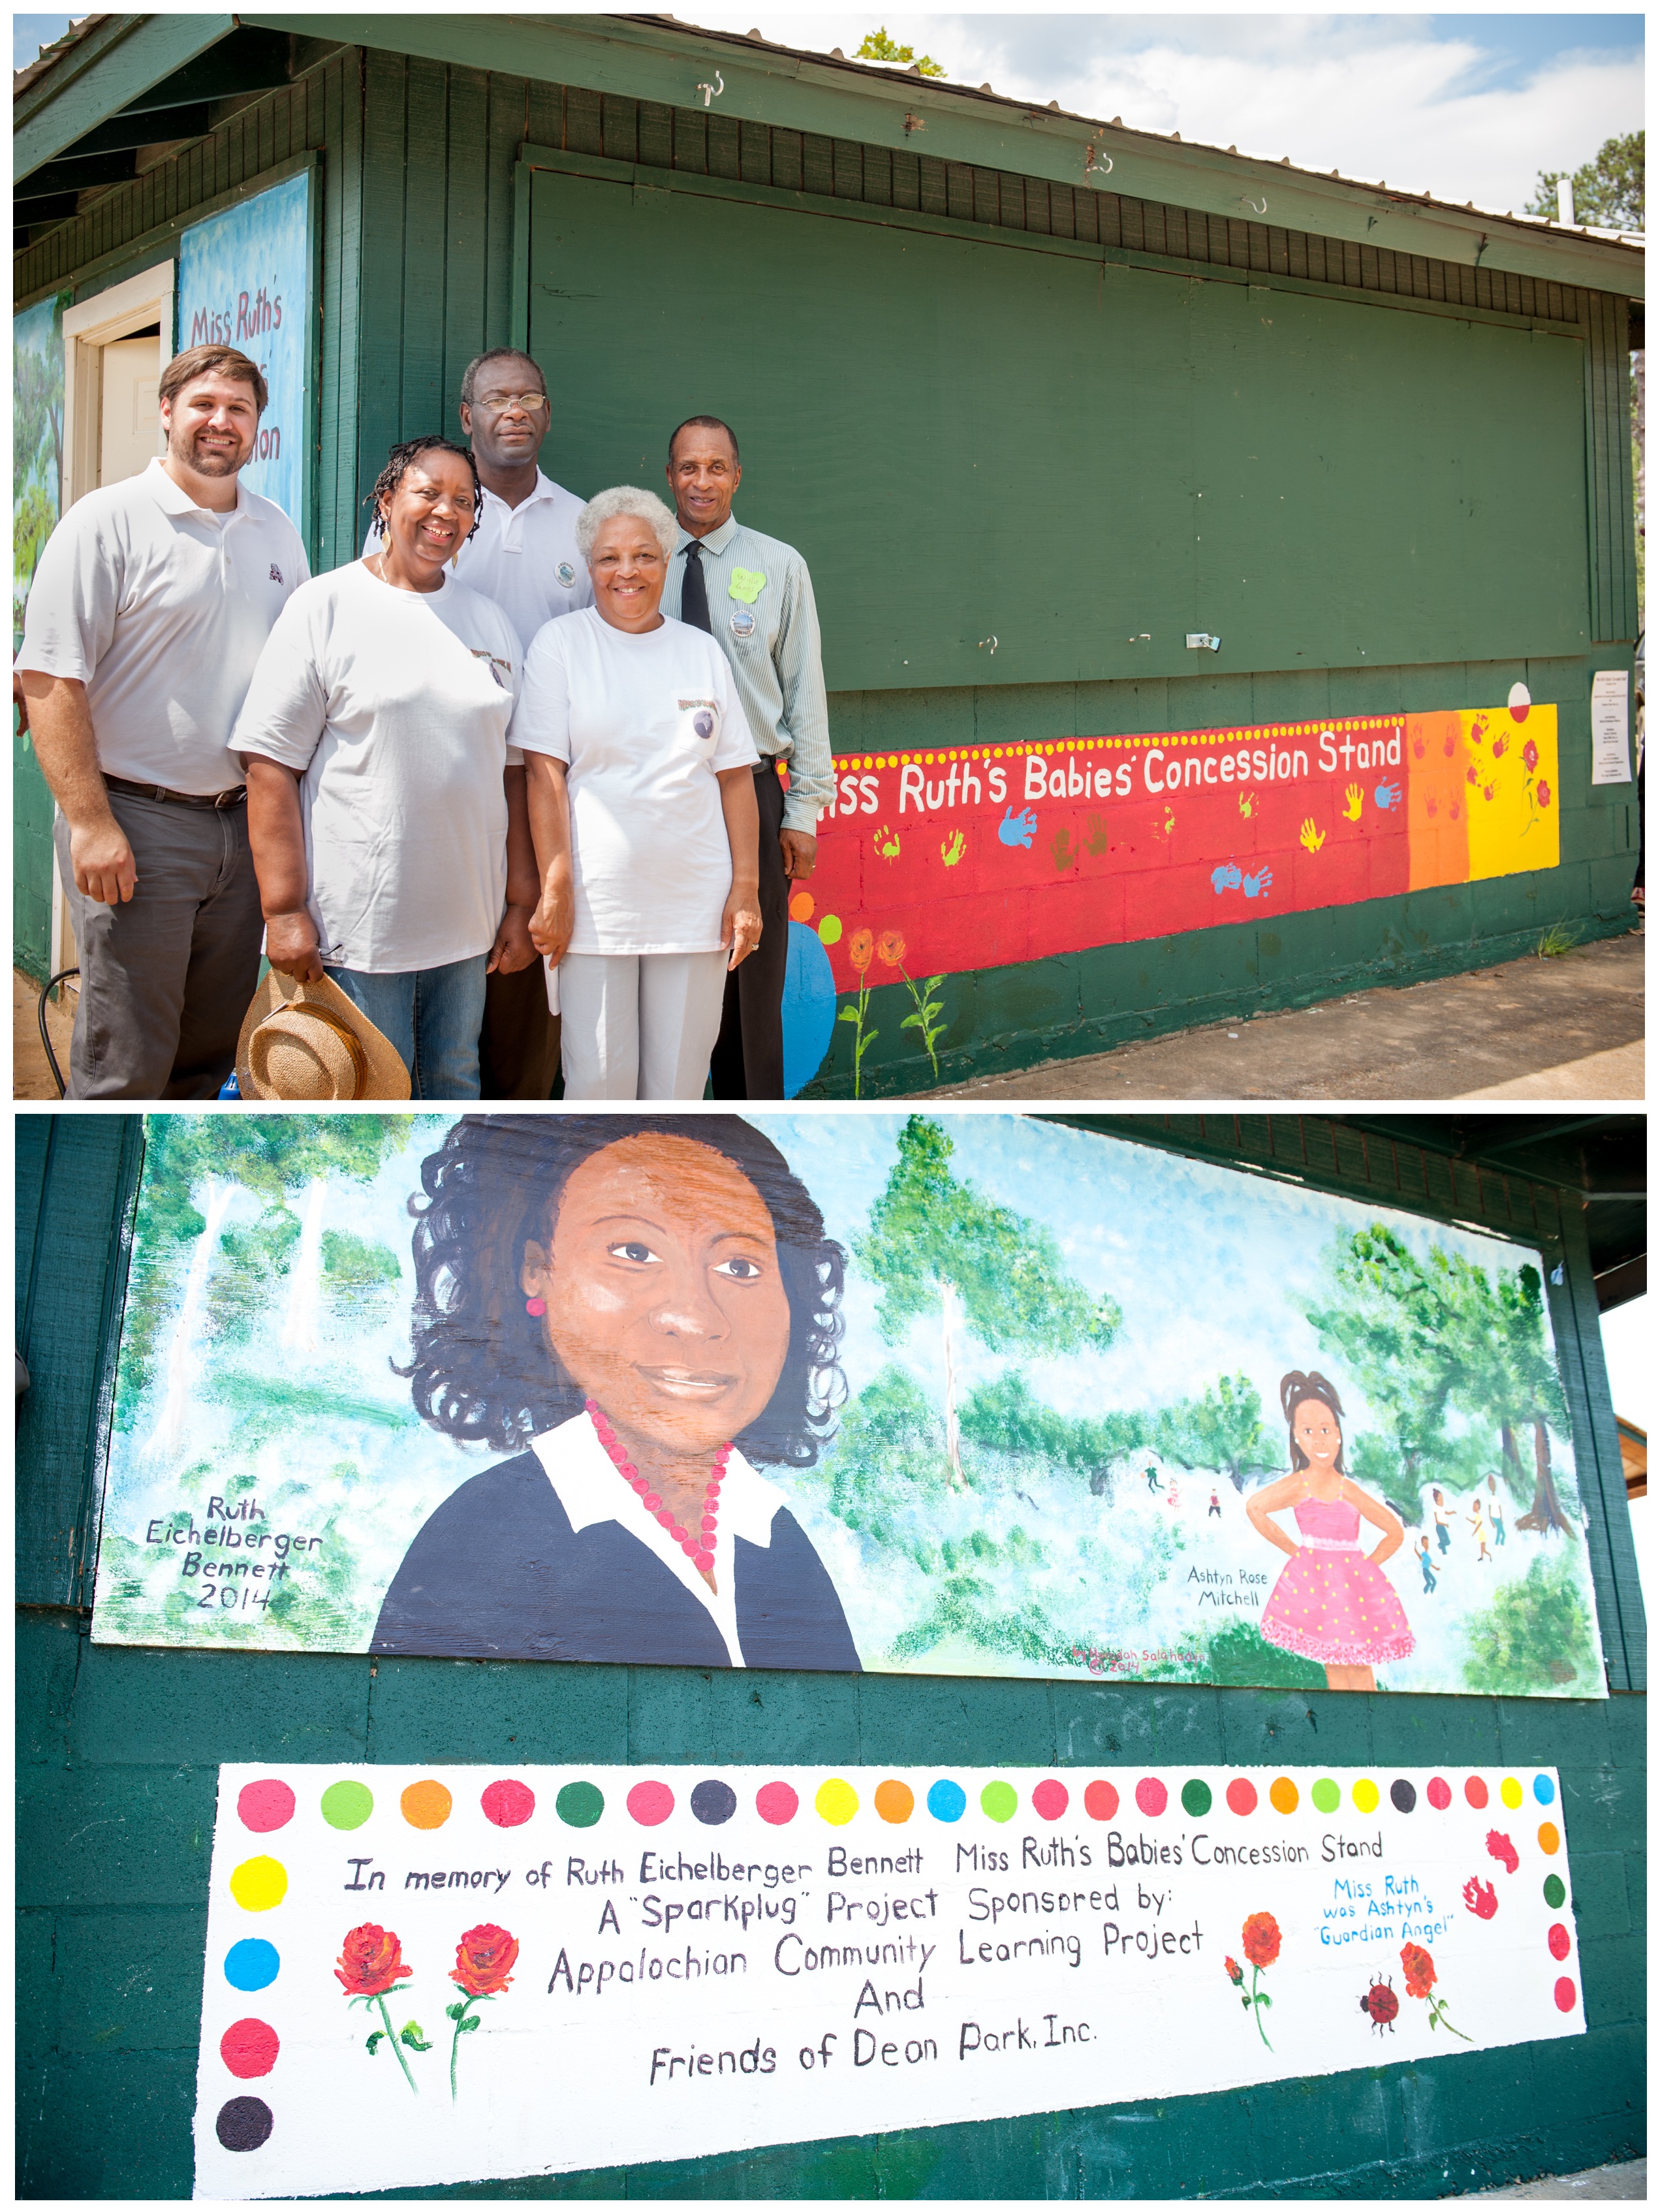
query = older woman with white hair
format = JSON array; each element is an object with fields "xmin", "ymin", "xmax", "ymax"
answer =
[{"xmin": 516, "ymin": 485, "xmax": 762, "ymax": 1099}]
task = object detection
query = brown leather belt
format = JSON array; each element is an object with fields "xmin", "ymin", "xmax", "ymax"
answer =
[{"xmin": 105, "ymin": 774, "xmax": 247, "ymax": 810}]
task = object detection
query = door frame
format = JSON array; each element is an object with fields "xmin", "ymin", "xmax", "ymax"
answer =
[{"xmin": 61, "ymin": 261, "xmax": 175, "ymax": 513}]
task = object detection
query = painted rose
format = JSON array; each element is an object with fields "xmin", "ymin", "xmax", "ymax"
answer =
[
  {"xmin": 1400, "ymin": 1941, "xmax": 1437, "ymax": 1999},
  {"xmin": 876, "ymin": 928, "xmax": 907, "ymax": 968},
  {"xmin": 1242, "ymin": 1912, "xmax": 1281, "ymax": 1970},
  {"xmin": 1537, "ymin": 781, "xmax": 1552, "ymax": 808},
  {"xmin": 1523, "ymin": 740, "xmax": 1539, "ymax": 770},
  {"xmin": 452, "ymin": 1923, "xmax": 520, "ymax": 1999},
  {"xmin": 1225, "ymin": 1955, "xmax": 1244, "ymax": 1987},
  {"xmin": 847, "ymin": 928, "xmax": 874, "ymax": 974},
  {"xmin": 336, "ymin": 1923, "xmax": 413, "ymax": 1999}
]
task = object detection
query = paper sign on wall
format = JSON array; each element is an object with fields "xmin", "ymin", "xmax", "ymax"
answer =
[
  {"xmin": 1589, "ymin": 669, "xmax": 1632, "ymax": 785},
  {"xmin": 194, "ymin": 1760, "xmax": 1583, "ymax": 2198}
]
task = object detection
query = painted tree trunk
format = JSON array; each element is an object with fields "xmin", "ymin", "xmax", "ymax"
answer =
[{"xmin": 1516, "ymin": 1419, "xmax": 1575, "ymax": 1538}]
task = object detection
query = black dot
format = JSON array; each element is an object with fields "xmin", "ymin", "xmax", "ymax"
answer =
[
  {"xmin": 1390, "ymin": 1779, "xmax": 1416, "ymax": 1813},
  {"xmin": 690, "ymin": 1778, "xmax": 737, "ymax": 1825},
  {"xmin": 216, "ymin": 2096, "xmax": 274, "ymax": 2153}
]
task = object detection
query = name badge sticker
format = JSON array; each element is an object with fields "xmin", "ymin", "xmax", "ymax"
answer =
[
  {"xmin": 728, "ymin": 567, "xmax": 767, "ymax": 605},
  {"xmin": 729, "ymin": 606, "xmax": 757, "ymax": 640}
]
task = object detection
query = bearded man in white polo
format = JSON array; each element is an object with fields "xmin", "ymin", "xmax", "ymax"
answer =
[{"xmin": 16, "ymin": 343, "xmax": 307, "ymax": 1098}]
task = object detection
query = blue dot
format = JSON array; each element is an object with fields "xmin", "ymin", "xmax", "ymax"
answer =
[
  {"xmin": 927, "ymin": 1778, "xmax": 967, "ymax": 1824},
  {"xmin": 1533, "ymin": 1775, "xmax": 1557, "ymax": 1805},
  {"xmin": 781, "ymin": 921, "xmax": 838, "ymax": 1098},
  {"xmin": 224, "ymin": 1938, "xmax": 279, "ymax": 1992}
]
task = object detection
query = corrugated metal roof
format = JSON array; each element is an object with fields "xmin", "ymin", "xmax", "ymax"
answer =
[{"xmin": 12, "ymin": 12, "xmax": 106, "ymax": 95}]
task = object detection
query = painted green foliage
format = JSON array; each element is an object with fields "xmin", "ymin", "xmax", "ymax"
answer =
[{"xmin": 1461, "ymin": 1553, "xmax": 1601, "ymax": 1694}]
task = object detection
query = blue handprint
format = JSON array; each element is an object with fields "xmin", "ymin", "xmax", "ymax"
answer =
[
  {"xmin": 998, "ymin": 806, "xmax": 1038, "ymax": 849},
  {"xmin": 1373, "ymin": 780, "xmax": 1401, "ymax": 811},
  {"xmin": 1242, "ymin": 866, "xmax": 1274, "ymax": 898},
  {"xmin": 1210, "ymin": 862, "xmax": 1244, "ymax": 894}
]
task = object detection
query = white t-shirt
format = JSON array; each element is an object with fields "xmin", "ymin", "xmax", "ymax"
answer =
[
  {"xmin": 515, "ymin": 607, "xmax": 760, "ymax": 956},
  {"xmin": 233, "ymin": 561, "xmax": 523, "ymax": 975},
  {"xmin": 15, "ymin": 456, "xmax": 309, "ymax": 793},
  {"xmin": 362, "ymin": 469, "xmax": 590, "ymax": 654}
]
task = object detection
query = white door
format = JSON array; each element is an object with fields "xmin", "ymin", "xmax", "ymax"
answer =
[{"xmin": 99, "ymin": 334, "xmax": 163, "ymax": 484}]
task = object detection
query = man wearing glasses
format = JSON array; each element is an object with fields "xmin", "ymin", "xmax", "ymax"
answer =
[{"xmin": 365, "ymin": 347, "xmax": 589, "ymax": 1095}]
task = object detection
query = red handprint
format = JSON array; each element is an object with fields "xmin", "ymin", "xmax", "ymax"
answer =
[
  {"xmin": 1486, "ymin": 1830, "xmax": 1518, "ymax": 1875},
  {"xmin": 1463, "ymin": 1876, "xmax": 1499, "ymax": 1920}
]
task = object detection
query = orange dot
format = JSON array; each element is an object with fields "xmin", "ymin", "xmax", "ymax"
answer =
[
  {"xmin": 1538, "ymin": 1822, "xmax": 1561, "ymax": 1855},
  {"xmin": 789, "ymin": 890, "xmax": 814, "ymax": 922},
  {"xmin": 1269, "ymin": 1777, "xmax": 1299, "ymax": 1814},
  {"xmin": 401, "ymin": 1779, "xmax": 453, "ymax": 1829},
  {"xmin": 873, "ymin": 1779, "xmax": 915, "ymax": 1824}
]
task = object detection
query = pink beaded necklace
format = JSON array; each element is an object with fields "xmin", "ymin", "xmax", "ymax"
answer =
[{"xmin": 586, "ymin": 1398, "xmax": 729, "ymax": 1575}]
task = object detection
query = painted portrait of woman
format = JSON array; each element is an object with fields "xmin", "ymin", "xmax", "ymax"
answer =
[{"xmin": 372, "ymin": 1115, "xmax": 860, "ymax": 1671}]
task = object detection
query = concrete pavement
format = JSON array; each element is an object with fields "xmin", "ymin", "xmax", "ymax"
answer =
[{"xmin": 1470, "ymin": 2157, "xmax": 1646, "ymax": 2200}]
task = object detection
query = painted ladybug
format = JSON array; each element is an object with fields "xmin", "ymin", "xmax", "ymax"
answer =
[{"xmin": 1360, "ymin": 1976, "xmax": 1399, "ymax": 2034}]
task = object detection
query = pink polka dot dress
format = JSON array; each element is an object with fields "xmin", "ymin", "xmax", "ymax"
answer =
[{"xmin": 1260, "ymin": 1497, "xmax": 1415, "ymax": 1666}]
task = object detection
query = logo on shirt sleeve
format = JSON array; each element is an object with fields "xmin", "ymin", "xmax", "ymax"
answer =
[
  {"xmin": 269, "ymin": 563, "xmax": 284, "ymax": 584},
  {"xmin": 676, "ymin": 696, "xmax": 721, "ymax": 749},
  {"xmin": 470, "ymin": 648, "xmax": 514, "ymax": 689}
]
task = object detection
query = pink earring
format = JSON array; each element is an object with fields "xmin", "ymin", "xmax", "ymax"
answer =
[{"xmin": 525, "ymin": 1297, "xmax": 546, "ymax": 1318}]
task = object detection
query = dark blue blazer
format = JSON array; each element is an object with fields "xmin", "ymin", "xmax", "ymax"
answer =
[{"xmin": 371, "ymin": 1451, "xmax": 861, "ymax": 1671}]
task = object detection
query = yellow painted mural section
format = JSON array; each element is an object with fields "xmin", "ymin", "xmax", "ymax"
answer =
[{"xmin": 1407, "ymin": 704, "xmax": 1558, "ymax": 889}]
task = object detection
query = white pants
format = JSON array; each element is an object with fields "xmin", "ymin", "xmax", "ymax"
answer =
[{"xmin": 558, "ymin": 950, "xmax": 730, "ymax": 1100}]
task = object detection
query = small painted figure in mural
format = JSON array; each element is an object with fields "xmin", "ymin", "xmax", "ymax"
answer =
[
  {"xmin": 1247, "ymin": 1371, "xmax": 1414, "ymax": 1692},
  {"xmin": 1144, "ymin": 1464, "xmax": 1162, "ymax": 1496},
  {"xmin": 1166, "ymin": 1479, "xmax": 1181, "ymax": 1509},
  {"xmin": 1468, "ymin": 1497, "xmax": 1492, "ymax": 1562},
  {"xmin": 373, "ymin": 1116, "xmax": 860, "ymax": 1669},
  {"xmin": 1416, "ymin": 1535, "xmax": 1439, "ymax": 1594},
  {"xmin": 1208, "ymin": 1489, "xmax": 1222, "ymax": 1518},
  {"xmin": 1486, "ymin": 1474, "xmax": 1507, "ymax": 1547},
  {"xmin": 1431, "ymin": 1487, "xmax": 1455, "ymax": 1554}
]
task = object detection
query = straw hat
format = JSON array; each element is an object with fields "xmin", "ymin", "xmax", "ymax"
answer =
[{"xmin": 235, "ymin": 968, "xmax": 411, "ymax": 1100}]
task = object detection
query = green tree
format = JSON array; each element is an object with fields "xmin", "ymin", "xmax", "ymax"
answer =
[
  {"xmin": 959, "ymin": 1371, "xmax": 1146, "ymax": 1493},
  {"xmin": 854, "ymin": 25, "xmax": 945, "ymax": 75},
  {"xmin": 854, "ymin": 1116, "xmax": 1121, "ymax": 1488},
  {"xmin": 1154, "ymin": 1372, "xmax": 1275, "ymax": 1492},
  {"xmin": 1462, "ymin": 1555, "xmax": 1599, "ymax": 1695},
  {"xmin": 1525, "ymin": 131, "xmax": 1643, "ymax": 231}
]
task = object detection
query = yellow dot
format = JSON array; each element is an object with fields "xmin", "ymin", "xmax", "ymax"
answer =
[
  {"xmin": 1352, "ymin": 1778, "xmax": 1380, "ymax": 1813},
  {"xmin": 230, "ymin": 1856, "xmax": 288, "ymax": 1912},
  {"xmin": 1269, "ymin": 1776, "xmax": 1299, "ymax": 1814},
  {"xmin": 815, "ymin": 1778, "xmax": 859, "ymax": 1825},
  {"xmin": 1538, "ymin": 1822, "xmax": 1561, "ymax": 1855},
  {"xmin": 401, "ymin": 1779, "xmax": 453, "ymax": 1829},
  {"xmin": 1500, "ymin": 1776, "xmax": 1523, "ymax": 1809}
]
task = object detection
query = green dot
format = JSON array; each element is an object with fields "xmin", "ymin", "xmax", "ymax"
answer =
[
  {"xmin": 817, "ymin": 915, "xmax": 843, "ymax": 946},
  {"xmin": 1180, "ymin": 1778, "xmax": 1212, "ymax": 1818},
  {"xmin": 1542, "ymin": 1873, "xmax": 1567, "ymax": 1910},
  {"xmin": 980, "ymin": 1780, "xmax": 1018, "ymax": 1824},
  {"xmin": 321, "ymin": 1780, "xmax": 373, "ymax": 1831},
  {"xmin": 556, "ymin": 1780, "xmax": 604, "ymax": 1829},
  {"xmin": 1311, "ymin": 1778, "xmax": 1341, "ymax": 1814}
]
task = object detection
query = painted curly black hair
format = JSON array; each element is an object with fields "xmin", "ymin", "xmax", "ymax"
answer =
[
  {"xmin": 366, "ymin": 435, "xmax": 482, "ymax": 543},
  {"xmin": 399, "ymin": 1116, "xmax": 847, "ymax": 1466}
]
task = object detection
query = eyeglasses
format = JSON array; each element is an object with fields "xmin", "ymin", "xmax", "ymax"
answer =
[{"xmin": 471, "ymin": 390, "xmax": 548, "ymax": 415}]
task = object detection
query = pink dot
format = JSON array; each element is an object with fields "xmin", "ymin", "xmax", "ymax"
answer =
[
  {"xmin": 221, "ymin": 2018, "xmax": 280, "ymax": 2078},
  {"xmin": 1426, "ymin": 1777, "xmax": 1452, "ymax": 1810},
  {"xmin": 1547, "ymin": 1923, "xmax": 1571, "ymax": 1961},
  {"xmin": 1084, "ymin": 1780, "xmax": 1118, "ymax": 1822},
  {"xmin": 1226, "ymin": 1777, "xmax": 1257, "ymax": 1816},
  {"xmin": 481, "ymin": 1778, "xmax": 535, "ymax": 1828},
  {"xmin": 1554, "ymin": 1977, "xmax": 1576, "ymax": 2014},
  {"xmin": 693, "ymin": 1550, "xmax": 714, "ymax": 1572},
  {"xmin": 756, "ymin": 1781, "xmax": 799, "ymax": 1827},
  {"xmin": 236, "ymin": 1780, "xmax": 295, "ymax": 1833},
  {"xmin": 1465, "ymin": 1777, "xmax": 1489, "ymax": 1810},
  {"xmin": 627, "ymin": 1780, "xmax": 675, "ymax": 1826},
  {"xmin": 1135, "ymin": 1777, "xmax": 1168, "ymax": 1817},
  {"xmin": 1031, "ymin": 1779, "xmax": 1069, "ymax": 1822}
]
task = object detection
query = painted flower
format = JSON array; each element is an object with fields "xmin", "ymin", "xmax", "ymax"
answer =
[
  {"xmin": 1400, "ymin": 1942, "xmax": 1437, "ymax": 1999},
  {"xmin": 336, "ymin": 1923, "xmax": 413, "ymax": 1999},
  {"xmin": 1537, "ymin": 781, "xmax": 1552, "ymax": 809},
  {"xmin": 451, "ymin": 1924, "xmax": 519, "ymax": 1999},
  {"xmin": 847, "ymin": 928, "xmax": 874, "ymax": 974},
  {"xmin": 1242, "ymin": 1912, "xmax": 1281, "ymax": 1970},
  {"xmin": 1523, "ymin": 740, "xmax": 1539, "ymax": 770},
  {"xmin": 876, "ymin": 928, "xmax": 907, "ymax": 968},
  {"xmin": 1225, "ymin": 1956, "xmax": 1244, "ymax": 1987}
]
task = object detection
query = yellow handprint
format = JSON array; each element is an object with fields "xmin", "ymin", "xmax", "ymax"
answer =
[
  {"xmin": 1299, "ymin": 817, "xmax": 1326, "ymax": 854},
  {"xmin": 875, "ymin": 824, "xmax": 901, "ymax": 861},
  {"xmin": 940, "ymin": 829, "xmax": 965, "ymax": 867},
  {"xmin": 1238, "ymin": 792, "xmax": 1256, "ymax": 819},
  {"xmin": 1342, "ymin": 783, "xmax": 1363, "ymax": 822}
]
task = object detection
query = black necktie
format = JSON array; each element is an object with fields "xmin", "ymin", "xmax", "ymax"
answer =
[{"xmin": 681, "ymin": 540, "xmax": 712, "ymax": 632}]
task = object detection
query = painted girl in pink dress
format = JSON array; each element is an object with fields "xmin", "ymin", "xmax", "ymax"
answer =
[{"xmin": 1247, "ymin": 1370, "xmax": 1414, "ymax": 1692}]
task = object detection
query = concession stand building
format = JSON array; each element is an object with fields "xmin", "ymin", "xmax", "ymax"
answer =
[{"xmin": 11, "ymin": 14, "xmax": 1646, "ymax": 1092}]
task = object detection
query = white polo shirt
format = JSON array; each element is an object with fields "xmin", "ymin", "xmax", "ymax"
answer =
[
  {"xmin": 16, "ymin": 456, "xmax": 308, "ymax": 795},
  {"xmin": 362, "ymin": 468, "xmax": 589, "ymax": 654}
]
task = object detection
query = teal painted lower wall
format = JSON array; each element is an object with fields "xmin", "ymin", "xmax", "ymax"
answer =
[{"xmin": 16, "ymin": 1611, "xmax": 1644, "ymax": 2200}]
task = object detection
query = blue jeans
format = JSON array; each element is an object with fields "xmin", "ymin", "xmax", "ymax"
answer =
[{"xmin": 326, "ymin": 956, "xmax": 488, "ymax": 1099}]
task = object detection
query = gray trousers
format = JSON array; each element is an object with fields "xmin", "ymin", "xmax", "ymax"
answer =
[
  {"xmin": 558, "ymin": 949, "xmax": 728, "ymax": 1099},
  {"xmin": 55, "ymin": 789, "xmax": 265, "ymax": 1099}
]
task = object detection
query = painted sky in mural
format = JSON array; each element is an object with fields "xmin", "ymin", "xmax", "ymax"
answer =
[
  {"xmin": 93, "ymin": 1114, "xmax": 1604, "ymax": 1699},
  {"xmin": 193, "ymin": 1758, "xmax": 1582, "ymax": 2196}
]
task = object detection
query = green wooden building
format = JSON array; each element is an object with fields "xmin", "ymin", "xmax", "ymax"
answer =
[
  {"xmin": 12, "ymin": 16, "xmax": 1645, "ymax": 1092},
  {"xmin": 15, "ymin": 1109, "xmax": 1645, "ymax": 2196}
]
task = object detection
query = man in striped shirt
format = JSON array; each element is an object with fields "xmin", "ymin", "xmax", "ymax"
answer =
[{"xmin": 663, "ymin": 415, "xmax": 832, "ymax": 1099}]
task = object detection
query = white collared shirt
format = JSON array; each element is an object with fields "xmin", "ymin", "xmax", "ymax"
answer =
[
  {"xmin": 362, "ymin": 469, "xmax": 590, "ymax": 656},
  {"xmin": 17, "ymin": 456, "xmax": 308, "ymax": 793},
  {"xmin": 529, "ymin": 1410, "xmax": 785, "ymax": 1667}
]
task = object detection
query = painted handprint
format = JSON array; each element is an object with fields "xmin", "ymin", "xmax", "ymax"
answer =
[
  {"xmin": 1242, "ymin": 866, "xmax": 1273, "ymax": 898},
  {"xmin": 1050, "ymin": 827, "xmax": 1075, "ymax": 872},
  {"xmin": 1238, "ymin": 792, "xmax": 1257, "ymax": 819},
  {"xmin": 998, "ymin": 806, "xmax": 1038, "ymax": 849},
  {"xmin": 1211, "ymin": 862, "xmax": 1243, "ymax": 894},
  {"xmin": 1485, "ymin": 1831, "xmax": 1519, "ymax": 1876},
  {"xmin": 875, "ymin": 824, "xmax": 901, "ymax": 860},
  {"xmin": 939, "ymin": 829, "xmax": 965, "ymax": 868},
  {"xmin": 1342, "ymin": 783, "xmax": 1364, "ymax": 821},
  {"xmin": 1083, "ymin": 811, "xmax": 1110, "ymax": 856},
  {"xmin": 1462, "ymin": 1876, "xmax": 1499, "ymax": 1921},
  {"xmin": 1373, "ymin": 779, "xmax": 1401, "ymax": 810},
  {"xmin": 1299, "ymin": 817, "xmax": 1326, "ymax": 854}
]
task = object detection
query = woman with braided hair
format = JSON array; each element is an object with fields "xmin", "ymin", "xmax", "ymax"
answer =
[
  {"xmin": 1246, "ymin": 1369, "xmax": 1414, "ymax": 1691},
  {"xmin": 236, "ymin": 435, "xmax": 538, "ymax": 1096}
]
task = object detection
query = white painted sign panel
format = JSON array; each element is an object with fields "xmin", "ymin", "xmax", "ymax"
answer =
[
  {"xmin": 1589, "ymin": 667, "xmax": 1632, "ymax": 785},
  {"xmin": 195, "ymin": 1762, "xmax": 1582, "ymax": 2198}
]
